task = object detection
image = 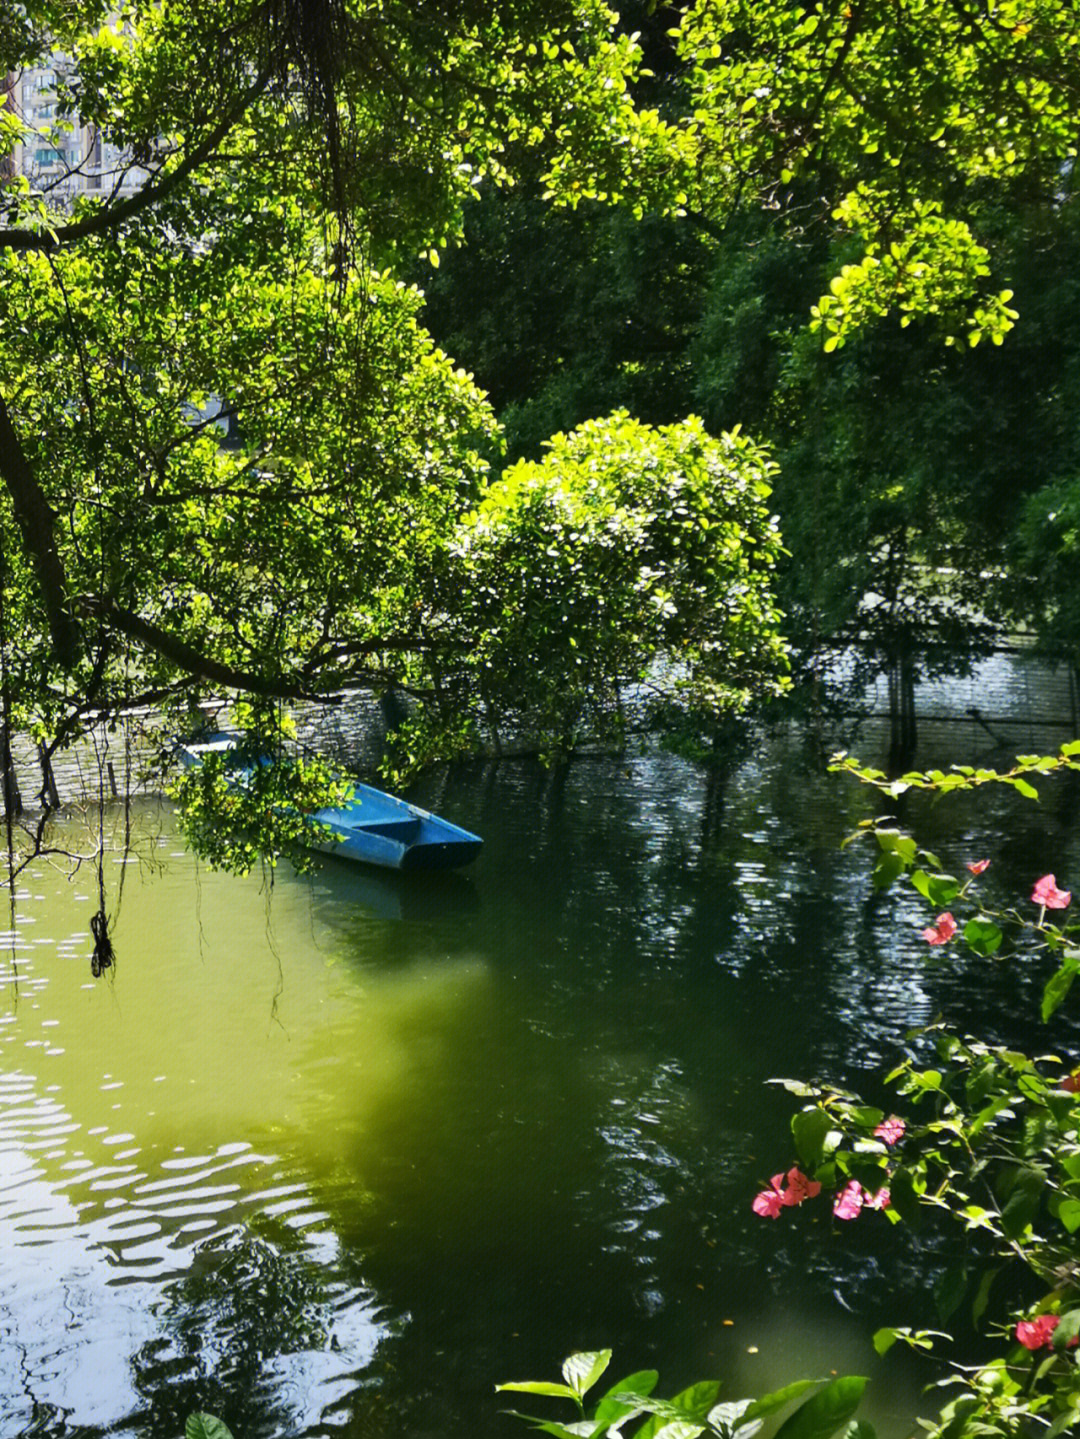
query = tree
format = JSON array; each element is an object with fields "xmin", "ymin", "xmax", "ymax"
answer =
[
  {"xmin": 0, "ymin": 0, "xmax": 788, "ymax": 874},
  {"xmin": 431, "ymin": 411, "xmax": 789, "ymax": 764},
  {"xmin": 658, "ymin": 0, "xmax": 1078, "ymax": 349}
]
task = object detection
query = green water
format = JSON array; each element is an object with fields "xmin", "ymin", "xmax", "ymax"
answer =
[{"xmin": 2, "ymin": 728, "xmax": 1078, "ymax": 1438}]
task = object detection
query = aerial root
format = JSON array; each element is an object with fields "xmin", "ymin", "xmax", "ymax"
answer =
[{"xmin": 90, "ymin": 910, "xmax": 114, "ymax": 978}]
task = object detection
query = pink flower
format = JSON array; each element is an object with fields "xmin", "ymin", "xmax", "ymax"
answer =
[
  {"xmin": 783, "ymin": 1167, "xmax": 822, "ymax": 1205},
  {"xmin": 832, "ymin": 1179, "xmax": 891, "ymax": 1219},
  {"xmin": 752, "ymin": 1167, "xmax": 822, "ymax": 1216},
  {"xmin": 1032, "ymin": 874, "xmax": 1071, "ymax": 909},
  {"xmin": 1014, "ymin": 1313, "xmax": 1077, "ymax": 1352},
  {"xmin": 1016, "ymin": 1316, "xmax": 1057, "ymax": 1350},
  {"xmin": 833, "ymin": 1181, "xmax": 865, "ymax": 1220},
  {"xmin": 966, "ymin": 859, "xmax": 991, "ymax": 875},
  {"xmin": 874, "ymin": 1116, "xmax": 905, "ymax": 1146},
  {"xmin": 752, "ymin": 1175, "xmax": 787, "ymax": 1218},
  {"xmin": 922, "ymin": 913, "xmax": 957, "ymax": 945}
]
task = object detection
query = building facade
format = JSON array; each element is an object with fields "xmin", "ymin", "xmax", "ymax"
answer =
[{"xmin": 5, "ymin": 52, "xmax": 147, "ymax": 202}]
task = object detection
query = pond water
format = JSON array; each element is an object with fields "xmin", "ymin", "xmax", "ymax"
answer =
[{"xmin": 2, "ymin": 706, "xmax": 1080, "ymax": 1439}]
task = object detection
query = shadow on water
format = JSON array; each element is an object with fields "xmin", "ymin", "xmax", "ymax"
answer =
[
  {"xmin": 309, "ymin": 852, "xmax": 480, "ymax": 928},
  {"xmin": 3, "ymin": 697, "xmax": 1080, "ymax": 1438}
]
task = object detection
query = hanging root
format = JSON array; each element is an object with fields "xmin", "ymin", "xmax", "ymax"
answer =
[{"xmin": 90, "ymin": 910, "xmax": 114, "ymax": 978}]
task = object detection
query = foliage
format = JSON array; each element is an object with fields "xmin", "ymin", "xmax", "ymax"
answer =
[
  {"xmin": 497, "ymin": 1348, "xmax": 869, "ymax": 1439},
  {"xmin": 168, "ymin": 731, "xmax": 355, "ymax": 876},
  {"xmin": 739, "ymin": 751, "xmax": 1080, "ymax": 1438},
  {"xmin": 0, "ymin": 0, "xmax": 793, "ymax": 873},
  {"xmin": 421, "ymin": 184, "xmax": 714, "ymax": 464},
  {"xmin": 669, "ymin": 0, "xmax": 1080, "ymax": 347},
  {"xmin": 830, "ymin": 739, "xmax": 1080, "ymax": 803},
  {"xmin": 441, "ymin": 412, "xmax": 790, "ymax": 759}
]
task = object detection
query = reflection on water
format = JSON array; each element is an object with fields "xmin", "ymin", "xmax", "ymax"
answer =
[{"xmin": 1, "ymin": 713, "xmax": 1079, "ymax": 1437}]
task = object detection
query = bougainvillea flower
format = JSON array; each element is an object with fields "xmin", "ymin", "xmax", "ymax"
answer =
[
  {"xmin": 783, "ymin": 1167, "xmax": 822, "ymax": 1205},
  {"xmin": 966, "ymin": 859, "xmax": 991, "ymax": 875},
  {"xmin": 752, "ymin": 1175, "xmax": 787, "ymax": 1217},
  {"xmin": 922, "ymin": 913, "xmax": 958, "ymax": 945},
  {"xmin": 833, "ymin": 1181, "xmax": 865, "ymax": 1220},
  {"xmin": 1032, "ymin": 874, "xmax": 1071, "ymax": 909},
  {"xmin": 1016, "ymin": 1315, "xmax": 1060, "ymax": 1351},
  {"xmin": 1016, "ymin": 1316, "xmax": 1056, "ymax": 1350},
  {"xmin": 874, "ymin": 1116, "xmax": 905, "ymax": 1146},
  {"xmin": 864, "ymin": 1186, "xmax": 891, "ymax": 1211},
  {"xmin": 1061, "ymin": 1072, "xmax": 1080, "ymax": 1094}
]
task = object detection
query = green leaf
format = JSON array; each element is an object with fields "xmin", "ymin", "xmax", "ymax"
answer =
[
  {"xmin": 707, "ymin": 1400, "xmax": 759, "ymax": 1439},
  {"xmin": 594, "ymin": 1372, "xmax": 659, "ymax": 1425},
  {"xmin": 771, "ymin": 1377, "xmax": 868, "ymax": 1439},
  {"xmin": 499, "ymin": 1412, "xmax": 599, "ymax": 1439},
  {"xmin": 498, "ymin": 1383, "xmax": 580, "ymax": 1401},
  {"xmin": 910, "ymin": 870, "xmax": 960, "ymax": 907},
  {"xmin": 1000, "ymin": 1166, "xmax": 1046, "ymax": 1239},
  {"xmin": 963, "ymin": 918, "xmax": 1003, "ymax": 957},
  {"xmin": 1052, "ymin": 1309, "xmax": 1080, "ymax": 1351},
  {"xmin": 1042, "ymin": 965, "xmax": 1076, "ymax": 1021},
  {"xmin": 669, "ymin": 1381, "xmax": 723, "ymax": 1419},
  {"xmin": 743, "ymin": 1381, "xmax": 821, "ymax": 1421},
  {"xmin": 872, "ymin": 1329, "xmax": 898, "ymax": 1357},
  {"xmin": 615, "ymin": 1381, "xmax": 722, "ymax": 1439},
  {"xmin": 971, "ymin": 1266, "xmax": 998, "ymax": 1328},
  {"xmin": 872, "ymin": 1328, "xmax": 945, "ymax": 1357},
  {"xmin": 186, "ymin": 1418, "xmax": 235, "ymax": 1439},
  {"xmin": 874, "ymin": 831, "xmax": 917, "ymax": 863},
  {"xmin": 934, "ymin": 1266, "xmax": 967, "ymax": 1322},
  {"xmin": 792, "ymin": 1107, "xmax": 833, "ymax": 1169},
  {"xmin": 886, "ymin": 1167, "xmax": 924, "ymax": 1230},
  {"xmin": 562, "ymin": 1351, "xmax": 611, "ymax": 1398},
  {"xmin": 1011, "ymin": 777, "xmax": 1040, "ymax": 800},
  {"xmin": 1056, "ymin": 1198, "xmax": 1080, "ymax": 1233},
  {"xmin": 871, "ymin": 852, "xmax": 905, "ymax": 890}
]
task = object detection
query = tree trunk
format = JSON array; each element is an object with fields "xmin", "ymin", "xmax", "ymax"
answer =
[
  {"xmin": 0, "ymin": 727, "xmax": 21, "ymax": 818},
  {"xmin": 0, "ymin": 392, "xmax": 79, "ymax": 669}
]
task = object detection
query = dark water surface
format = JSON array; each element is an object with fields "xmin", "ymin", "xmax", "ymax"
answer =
[{"xmin": 3, "ymin": 710, "xmax": 1080, "ymax": 1439}]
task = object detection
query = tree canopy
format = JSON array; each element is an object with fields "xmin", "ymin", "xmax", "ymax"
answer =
[
  {"xmin": 6, "ymin": 0, "xmax": 1080, "ymax": 868},
  {"xmin": 666, "ymin": 0, "xmax": 1079, "ymax": 348},
  {"xmin": 0, "ymin": 0, "xmax": 789, "ymax": 843}
]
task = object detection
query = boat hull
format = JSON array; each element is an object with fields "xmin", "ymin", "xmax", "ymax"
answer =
[{"xmin": 178, "ymin": 740, "xmax": 482, "ymax": 872}]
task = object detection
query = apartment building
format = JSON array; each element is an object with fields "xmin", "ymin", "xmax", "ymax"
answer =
[{"xmin": 6, "ymin": 53, "xmax": 147, "ymax": 202}]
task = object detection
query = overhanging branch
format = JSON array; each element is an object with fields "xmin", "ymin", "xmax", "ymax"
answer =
[{"xmin": 85, "ymin": 598, "xmax": 328, "ymax": 700}]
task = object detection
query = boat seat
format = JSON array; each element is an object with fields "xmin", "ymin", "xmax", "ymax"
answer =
[{"xmin": 349, "ymin": 818, "xmax": 421, "ymax": 840}]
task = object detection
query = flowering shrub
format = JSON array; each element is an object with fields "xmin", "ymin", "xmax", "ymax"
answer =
[{"xmin": 741, "ymin": 746, "xmax": 1080, "ymax": 1439}]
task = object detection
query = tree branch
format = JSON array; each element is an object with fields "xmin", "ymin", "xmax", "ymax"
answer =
[
  {"xmin": 83, "ymin": 597, "xmax": 329, "ymax": 700},
  {"xmin": 0, "ymin": 65, "xmax": 272, "ymax": 254}
]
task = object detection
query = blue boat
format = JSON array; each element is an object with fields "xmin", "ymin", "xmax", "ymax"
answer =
[{"xmin": 178, "ymin": 735, "xmax": 482, "ymax": 872}]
